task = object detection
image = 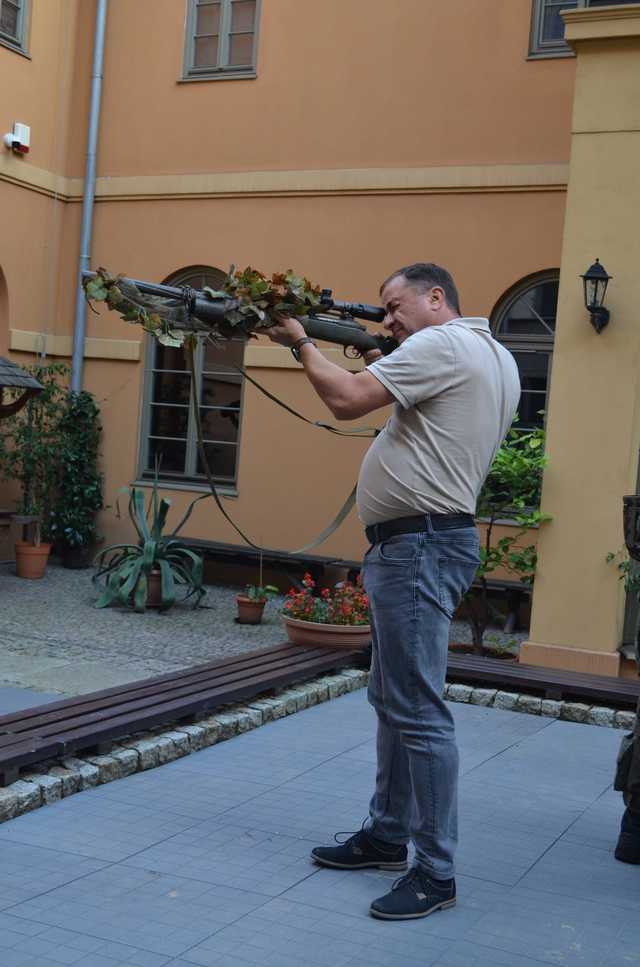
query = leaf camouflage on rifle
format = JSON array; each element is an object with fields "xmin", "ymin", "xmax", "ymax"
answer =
[{"xmin": 83, "ymin": 265, "xmax": 323, "ymax": 347}]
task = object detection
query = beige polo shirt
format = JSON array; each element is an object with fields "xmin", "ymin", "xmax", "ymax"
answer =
[{"xmin": 356, "ymin": 318, "xmax": 521, "ymax": 525}]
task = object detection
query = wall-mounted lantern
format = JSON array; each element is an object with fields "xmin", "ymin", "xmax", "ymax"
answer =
[{"xmin": 580, "ymin": 258, "xmax": 612, "ymax": 333}]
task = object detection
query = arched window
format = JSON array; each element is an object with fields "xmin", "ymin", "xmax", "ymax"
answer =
[
  {"xmin": 139, "ymin": 265, "xmax": 245, "ymax": 489},
  {"xmin": 491, "ymin": 270, "xmax": 558, "ymax": 430}
]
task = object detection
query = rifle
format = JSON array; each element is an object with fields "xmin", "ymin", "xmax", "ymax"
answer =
[{"xmin": 81, "ymin": 271, "xmax": 398, "ymax": 357}]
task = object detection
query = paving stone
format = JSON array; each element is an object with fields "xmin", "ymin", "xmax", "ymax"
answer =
[
  {"xmin": 324, "ymin": 675, "xmax": 350, "ymax": 698},
  {"xmin": 340, "ymin": 668, "xmax": 367, "ymax": 687},
  {"xmin": 274, "ymin": 690, "xmax": 300, "ymax": 715},
  {"xmin": 470, "ymin": 688, "xmax": 497, "ymax": 706},
  {"xmin": 48, "ymin": 766, "xmax": 82, "ymax": 797},
  {"xmin": 153, "ymin": 734, "xmax": 179, "ymax": 764},
  {"xmin": 61, "ymin": 757, "xmax": 101, "ymax": 789},
  {"xmin": 302, "ymin": 687, "xmax": 319, "ymax": 706},
  {"xmin": 210, "ymin": 712, "xmax": 241, "ymax": 738},
  {"xmin": 234, "ymin": 708, "xmax": 262, "ymax": 733},
  {"xmin": 284, "ymin": 686, "xmax": 311, "ymax": 709},
  {"xmin": 587, "ymin": 706, "xmax": 616, "ymax": 728},
  {"xmin": 83, "ymin": 754, "xmax": 123, "ymax": 783},
  {"xmin": 560, "ymin": 702, "xmax": 591, "ymax": 723},
  {"xmin": 615, "ymin": 710, "xmax": 636, "ymax": 730},
  {"xmin": 110, "ymin": 745, "xmax": 140, "ymax": 777},
  {"xmin": 493, "ymin": 691, "xmax": 520, "ymax": 710},
  {"xmin": 246, "ymin": 699, "xmax": 276, "ymax": 723},
  {"xmin": 119, "ymin": 738, "xmax": 160, "ymax": 771},
  {"xmin": 311, "ymin": 681, "xmax": 330, "ymax": 702},
  {"xmin": 162, "ymin": 731, "xmax": 191, "ymax": 757},
  {"xmin": 173, "ymin": 724, "xmax": 208, "ymax": 751},
  {"xmin": 0, "ymin": 786, "xmax": 20, "ymax": 822},
  {"xmin": 540, "ymin": 699, "xmax": 563, "ymax": 718},
  {"xmin": 8, "ymin": 779, "xmax": 42, "ymax": 813},
  {"xmin": 196, "ymin": 717, "xmax": 223, "ymax": 746},
  {"xmin": 448, "ymin": 683, "xmax": 473, "ymax": 703},
  {"xmin": 516, "ymin": 695, "xmax": 542, "ymax": 715},
  {"xmin": 21, "ymin": 773, "xmax": 64, "ymax": 804}
]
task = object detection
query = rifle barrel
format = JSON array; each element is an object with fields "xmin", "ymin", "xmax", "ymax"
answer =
[{"xmin": 82, "ymin": 271, "xmax": 396, "ymax": 354}]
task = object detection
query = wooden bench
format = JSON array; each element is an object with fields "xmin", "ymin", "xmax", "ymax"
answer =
[
  {"xmin": 182, "ymin": 539, "xmax": 530, "ymax": 626},
  {"xmin": 0, "ymin": 643, "xmax": 358, "ymax": 787},
  {"xmin": 182, "ymin": 537, "xmax": 362, "ymax": 588},
  {"xmin": 446, "ymin": 653, "xmax": 640, "ymax": 708},
  {"xmin": 465, "ymin": 577, "xmax": 532, "ymax": 633}
]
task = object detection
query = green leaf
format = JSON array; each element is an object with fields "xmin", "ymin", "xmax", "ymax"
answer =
[{"xmin": 157, "ymin": 330, "xmax": 184, "ymax": 347}]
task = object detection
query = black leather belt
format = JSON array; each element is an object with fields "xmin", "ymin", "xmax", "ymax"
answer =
[{"xmin": 365, "ymin": 513, "xmax": 474, "ymax": 545}]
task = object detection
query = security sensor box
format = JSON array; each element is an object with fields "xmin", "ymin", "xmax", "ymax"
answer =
[{"xmin": 3, "ymin": 122, "xmax": 30, "ymax": 154}]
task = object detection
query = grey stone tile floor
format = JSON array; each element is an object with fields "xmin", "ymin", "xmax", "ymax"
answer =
[
  {"xmin": 0, "ymin": 562, "xmax": 522, "ymax": 699},
  {"xmin": 0, "ymin": 689, "xmax": 637, "ymax": 966}
]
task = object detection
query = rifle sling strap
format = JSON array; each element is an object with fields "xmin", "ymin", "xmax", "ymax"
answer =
[{"xmin": 185, "ymin": 345, "xmax": 377, "ymax": 554}]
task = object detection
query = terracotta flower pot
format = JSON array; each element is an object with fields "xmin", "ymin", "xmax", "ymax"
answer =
[
  {"xmin": 237, "ymin": 595, "xmax": 266, "ymax": 624},
  {"xmin": 284, "ymin": 617, "xmax": 371, "ymax": 650},
  {"xmin": 15, "ymin": 541, "xmax": 52, "ymax": 580},
  {"xmin": 146, "ymin": 569, "xmax": 163, "ymax": 608}
]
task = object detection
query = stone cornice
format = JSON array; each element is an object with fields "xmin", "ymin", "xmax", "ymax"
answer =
[
  {"xmin": 0, "ymin": 161, "xmax": 569, "ymax": 204},
  {"xmin": 563, "ymin": 4, "xmax": 640, "ymax": 44}
]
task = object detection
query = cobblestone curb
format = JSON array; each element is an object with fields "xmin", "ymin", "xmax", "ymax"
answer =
[
  {"xmin": 445, "ymin": 682, "xmax": 636, "ymax": 730},
  {"xmin": 0, "ymin": 669, "xmax": 634, "ymax": 825},
  {"xmin": 0, "ymin": 668, "xmax": 368, "ymax": 825}
]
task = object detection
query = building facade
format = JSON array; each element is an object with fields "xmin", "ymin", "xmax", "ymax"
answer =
[{"xmin": 1, "ymin": 0, "xmax": 638, "ymax": 675}]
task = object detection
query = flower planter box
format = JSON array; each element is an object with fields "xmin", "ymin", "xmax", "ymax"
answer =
[{"xmin": 284, "ymin": 617, "xmax": 371, "ymax": 650}]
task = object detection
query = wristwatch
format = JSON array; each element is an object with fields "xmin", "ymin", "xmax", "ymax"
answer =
[{"xmin": 290, "ymin": 336, "xmax": 316, "ymax": 361}]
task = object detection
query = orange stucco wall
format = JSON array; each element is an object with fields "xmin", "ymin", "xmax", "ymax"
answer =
[
  {"xmin": 0, "ymin": 0, "xmax": 571, "ymax": 560},
  {"xmin": 96, "ymin": 0, "xmax": 575, "ymax": 176}
]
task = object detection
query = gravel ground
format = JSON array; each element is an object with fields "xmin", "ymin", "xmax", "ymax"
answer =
[{"xmin": 0, "ymin": 561, "xmax": 527, "ymax": 697}]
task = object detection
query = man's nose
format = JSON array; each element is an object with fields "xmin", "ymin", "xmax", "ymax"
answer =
[{"xmin": 383, "ymin": 312, "xmax": 393, "ymax": 330}]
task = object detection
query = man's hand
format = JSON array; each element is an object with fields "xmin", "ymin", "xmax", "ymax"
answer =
[
  {"xmin": 264, "ymin": 314, "xmax": 307, "ymax": 348},
  {"xmin": 363, "ymin": 348, "xmax": 383, "ymax": 366}
]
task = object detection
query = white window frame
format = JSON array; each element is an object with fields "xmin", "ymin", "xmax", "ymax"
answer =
[
  {"xmin": 137, "ymin": 267, "xmax": 246, "ymax": 493},
  {"xmin": 490, "ymin": 269, "xmax": 559, "ymax": 432},
  {"xmin": 0, "ymin": 0, "xmax": 30, "ymax": 55},
  {"xmin": 183, "ymin": 0, "xmax": 261, "ymax": 81}
]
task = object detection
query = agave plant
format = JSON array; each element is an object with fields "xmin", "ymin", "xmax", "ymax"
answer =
[{"xmin": 93, "ymin": 483, "xmax": 206, "ymax": 612}]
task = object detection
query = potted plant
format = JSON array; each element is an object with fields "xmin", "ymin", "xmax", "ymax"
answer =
[
  {"xmin": 237, "ymin": 583, "xmax": 279, "ymax": 625},
  {"xmin": 93, "ymin": 481, "xmax": 206, "ymax": 612},
  {"xmin": 0, "ymin": 363, "xmax": 68, "ymax": 578},
  {"xmin": 464, "ymin": 423, "xmax": 550, "ymax": 654},
  {"xmin": 281, "ymin": 572, "xmax": 371, "ymax": 650},
  {"xmin": 49, "ymin": 390, "xmax": 104, "ymax": 568},
  {"xmin": 236, "ymin": 552, "xmax": 278, "ymax": 624}
]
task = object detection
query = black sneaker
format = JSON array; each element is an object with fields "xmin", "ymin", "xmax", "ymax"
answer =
[
  {"xmin": 615, "ymin": 807, "xmax": 640, "ymax": 865},
  {"xmin": 311, "ymin": 828, "xmax": 408, "ymax": 871},
  {"xmin": 369, "ymin": 866, "xmax": 456, "ymax": 920}
]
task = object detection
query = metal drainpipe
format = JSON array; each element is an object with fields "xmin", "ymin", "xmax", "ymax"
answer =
[{"xmin": 70, "ymin": 0, "xmax": 108, "ymax": 393}]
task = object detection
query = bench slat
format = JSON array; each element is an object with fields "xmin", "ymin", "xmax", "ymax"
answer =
[
  {"xmin": 447, "ymin": 654, "xmax": 640, "ymax": 705},
  {"xmin": 0, "ymin": 643, "xmax": 305, "ymax": 727},
  {"xmin": 0, "ymin": 646, "xmax": 346, "ymax": 744}
]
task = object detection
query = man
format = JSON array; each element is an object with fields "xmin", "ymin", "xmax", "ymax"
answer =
[
  {"xmin": 266, "ymin": 262, "xmax": 520, "ymax": 920},
  {"xmin": 614, "ymin": 697, "xmax": 640, "ymax": 864}
]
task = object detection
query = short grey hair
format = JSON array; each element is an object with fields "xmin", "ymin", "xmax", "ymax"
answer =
[{"xmin": 381, "ymin": 262, "xmax": 461, "ymax": 316}]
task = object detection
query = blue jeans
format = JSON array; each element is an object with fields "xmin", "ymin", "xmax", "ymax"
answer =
[{"xmin": 361, "ymin": 520, "xmax": 480, "ymax": 880}]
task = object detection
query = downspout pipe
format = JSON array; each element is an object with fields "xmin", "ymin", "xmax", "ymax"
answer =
[{"xmin": 71, "ymin": 0, "xmax": 108, "ymax": 393}]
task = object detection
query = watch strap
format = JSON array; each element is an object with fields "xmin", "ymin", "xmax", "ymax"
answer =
[{"xmin": 291, "ymin": 336, "xmax": 316, "ymax": 361}]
